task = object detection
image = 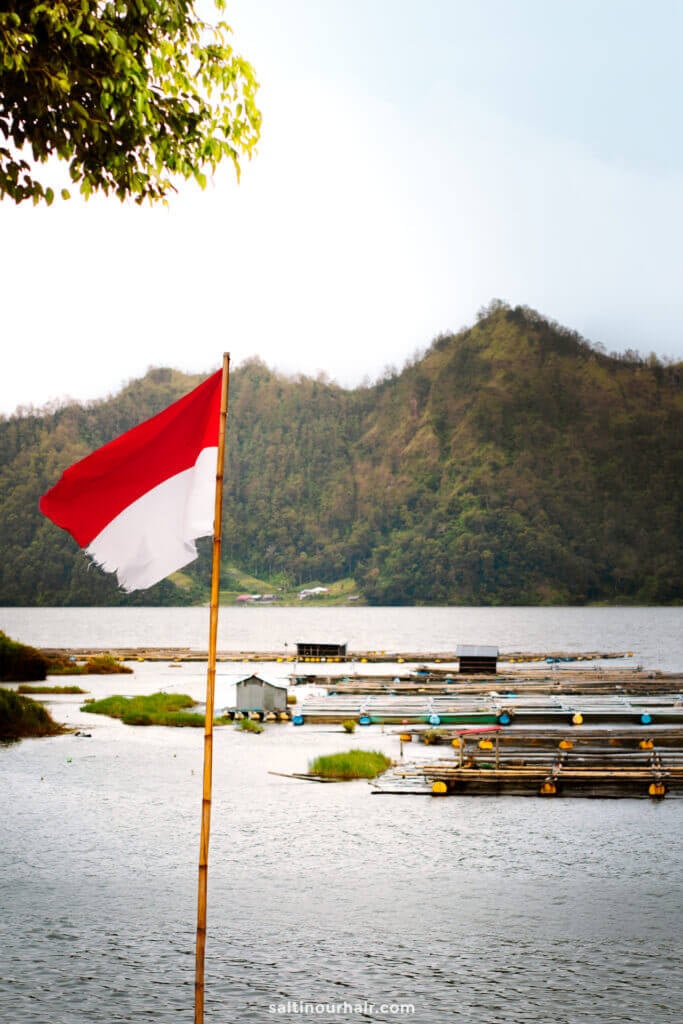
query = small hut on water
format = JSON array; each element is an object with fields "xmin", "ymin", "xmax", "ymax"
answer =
[
  {"xmin": 296, "ymin": 641, "xmax": 347, "ymax": 661},
  {"xmin": 457, "ymin": 645, "xmax": 499, "ymax": 674},
  {"xmin": 233, "ymin": 675, "xmax": 288, "ymax": 715}
]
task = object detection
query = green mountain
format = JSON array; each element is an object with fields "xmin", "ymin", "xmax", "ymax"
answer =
[{"xmin": 1, "ymin": 302, "xmax": 681, "ymax": 605}]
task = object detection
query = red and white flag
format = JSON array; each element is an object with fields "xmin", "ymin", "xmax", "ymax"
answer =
[{"xmin": 39, "ymin": 370, "xmax": 223, "ymax": 592}]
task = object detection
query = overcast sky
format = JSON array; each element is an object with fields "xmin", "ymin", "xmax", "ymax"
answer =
[{"xmin": 2, "ymin": 0, "xmax": 683, "ymax": 416}]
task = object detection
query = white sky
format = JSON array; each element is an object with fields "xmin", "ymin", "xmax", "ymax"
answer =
[{"xmin": 2, "ymin": 0, "xmax": 683, "ymax": 416}]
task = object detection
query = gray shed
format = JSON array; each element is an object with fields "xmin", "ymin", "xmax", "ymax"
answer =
[
  {"xmin": 456, "ymin": 645, "xmax": 499, "ymax": 674},
  {"xmin": 234, "ymin": 675, "xmax": 288, "ymax": 713}
]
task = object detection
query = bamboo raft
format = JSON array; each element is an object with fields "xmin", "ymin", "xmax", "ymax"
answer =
[
  {"xmin": 373, "ymin": 763, "xmax": 683, "ymax": 798},
  {"xmin": 295, "ymin": 692, "xmax": 683, "ymax": 726},
  {"xmin": 373, "ymin": 730, "xmax": 683, "ymax": 798},
  {"xmin": 402, "ymin": 722, "xmax": 683, "ymax": 749},
  {"xmin": 316, "ymin": 670, "xmax": 683, "ymax": 697}
]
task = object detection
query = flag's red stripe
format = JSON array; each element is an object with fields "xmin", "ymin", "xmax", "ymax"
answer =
[{"xmin": 39, "ymin": 370, "xmax": 222, "ymax": 547}]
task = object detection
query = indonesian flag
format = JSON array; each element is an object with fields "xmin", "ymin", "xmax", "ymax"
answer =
[{"xmin": 39, "ymin": 370, "xmax": 223, "ymax": 592}]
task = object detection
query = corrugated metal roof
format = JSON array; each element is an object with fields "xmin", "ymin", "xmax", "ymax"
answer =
[
  {"xmin": 456, "ymin": 645, "xmax": 499, "ymax": 658},
  {"xmin": 236, "ymin": 673, "xmax": 287, "ymax": 691}
]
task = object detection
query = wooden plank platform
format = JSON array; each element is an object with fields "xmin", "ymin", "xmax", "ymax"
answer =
[
  {"xmin": 39, "ymin": 646, "xmax": 632, "ymax": 665},
  {"xmin": 375, "ymin": 758, "xmax": 683, "ymax": 798},
  {"xmin": 295, "ymin": 691, "xmax": 683, "ymax": 725},
  {"xmin": 318, "ymin": 670, "xmax": 683, "ymax": 697},
  {"xmin": 374, "ymin": 724, "xmax": 683, "ymax": 798}
]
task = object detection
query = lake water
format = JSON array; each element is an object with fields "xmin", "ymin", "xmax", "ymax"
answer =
[
  {"xmin": 1, "ymin": 607, "xmax": 682, "ymax": 1023},
  {"xmin": 2, "ymin": 604, "xmax": 683, "ymax": 670}
]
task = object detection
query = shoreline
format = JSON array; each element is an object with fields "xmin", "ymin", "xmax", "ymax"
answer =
[{"xmin": 37, "ymin": 646, "xmax": 632, "ymax": 664}]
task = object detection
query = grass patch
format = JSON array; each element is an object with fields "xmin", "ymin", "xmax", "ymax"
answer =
[
  {"xmin": 423, "ymin": 728, "xmax": 449, "ymax": 745},
  {"xmin": 308, "ymin": 749, "xmax": 392, "ymax": 780},
  {"xmin": 236, "ymin": 717, "xmax": 264, "ymax": 733},
  {"xmin": 0, "ymin": 631, "xmax": 48, "ymax": 682},
  {"xmin": 83, "ymin": 655, "xmax": 133, "ymax": 675},
  {"xmin": 48, "ymin": 654, "xmax": 133, "ymax": 675},
  {"xmin": 17, "ymin": 684, "xmax": 88, "ymax": 694},
  {"xmin": 0, "ymin": 688, "xmax": 64, "ymax": 741},
  {"xmin": 81, "ymin": 692, "xmax": 206, "ymax": 728}
]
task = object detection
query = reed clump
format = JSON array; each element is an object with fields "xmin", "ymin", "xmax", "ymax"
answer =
[
  {"xmin": 17, "ymin": 684, "xmax": 88, "ymax": 694},
  {"xmin": 0, "ymin": 631, "xmax": 48, "ymax": 682},
  {"xmin": 83, "ymin": 655, "xmax": 133, "ymax": 675},
  {"xmin": 423, "ymin": 728, "xmax": 449, "ymax": 745},
  {"xmin": 81, "ymin": 692, "xmax": 205, "ymax": 727},
  {"xmin": 0, "ymin": 688, "xmax": 64, "ymax": 741},
  {"xmin": 48, "ymin": 654, "xmax": 133, "ymax": 675},
  {"xmin": 308, "ymin": 749, "xmax": 392, "ymax": 779},
  {"xmin": 236, "ymin": 717, "xmax": 264, "ymax": 733}
]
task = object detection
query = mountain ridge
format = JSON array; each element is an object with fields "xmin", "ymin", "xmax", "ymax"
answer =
[{"xmin": 1, "ymin": 303, "xmax": 681, "ymax": 605}]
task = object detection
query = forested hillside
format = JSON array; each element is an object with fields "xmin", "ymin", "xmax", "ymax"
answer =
[{"xmin": 1, "ymin": 303, "xmax": 681, "ymax": 605}]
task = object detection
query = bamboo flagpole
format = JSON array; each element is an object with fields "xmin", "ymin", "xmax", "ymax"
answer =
[{"xmin": 195, "ymin": 352, "xmax": 230, "ymax": 1024}]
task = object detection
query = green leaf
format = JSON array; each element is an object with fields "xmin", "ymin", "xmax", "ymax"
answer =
[{"xmin": 0, "ymin": 0, "xmax": 261, "ymax": 205}]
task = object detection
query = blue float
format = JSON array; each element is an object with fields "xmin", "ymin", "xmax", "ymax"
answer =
[
  {"xmin": 498, "ymin": 712, "xmax": 511, "ymax": 725},
  {"xmin": 429, "ymin": 714, "xmax": 441, "ymax": 726},
  {"xmin": 359, "ymin": 715, "xmax": 371, "ymax": 726},
  {"xmin": 292, "ymin": 715, "xmax": 304, "ymax": 726},
  {"xmin": 640, "ymin": 712, "xmax": 652, "ymax": 725}
]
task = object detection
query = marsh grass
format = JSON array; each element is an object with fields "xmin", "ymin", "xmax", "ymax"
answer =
[
  {"xmin": 236, "ymin": 717, "xmax": 264, "ymax": 733},
  {"xmin": 48, "ymin": 654, "xmax": 133, "ymax": 675},
  {"xmin": 0, "ymin": 631, "xmax": 47, "ymax": 682},
  {"xmin": 0, "ymin": 688, "xmax": 64, "ymax": 741},
  {"xmin": 18, "ymin": 684, "xmax": 87, "ymax": 694},
  {"xmin": 82, "ymin": 692, "xmax": 205, "ymax": 727},
  {"xmin": 423, "ymin": 728, "xmax": 448, "ymax": 745},
  {"xmin": 308, "ymin": 749, "xmax": 392, "ymax": 779}
]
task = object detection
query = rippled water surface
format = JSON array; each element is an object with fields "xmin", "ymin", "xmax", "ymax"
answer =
[
  {"xmin": 2, "ymin": 604, "xmax": 683, "ymax": 670},
  {"xmin": 1, "ymin": 608, "xmax": 682, "ymax": 1023}
]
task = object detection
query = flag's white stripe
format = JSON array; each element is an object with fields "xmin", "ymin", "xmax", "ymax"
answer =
[{"xmin": 86, "ymin": 447, "xmax": 217, "ymax": 592}]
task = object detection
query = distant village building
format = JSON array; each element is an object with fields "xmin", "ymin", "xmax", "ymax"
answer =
[
  {"xmin": 298, "ymin": 586, "xmax": 329, "ymax": 600},
  {"xmin": 456, "ymin": 645, "xmax": 499, "ymax": 674}
]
